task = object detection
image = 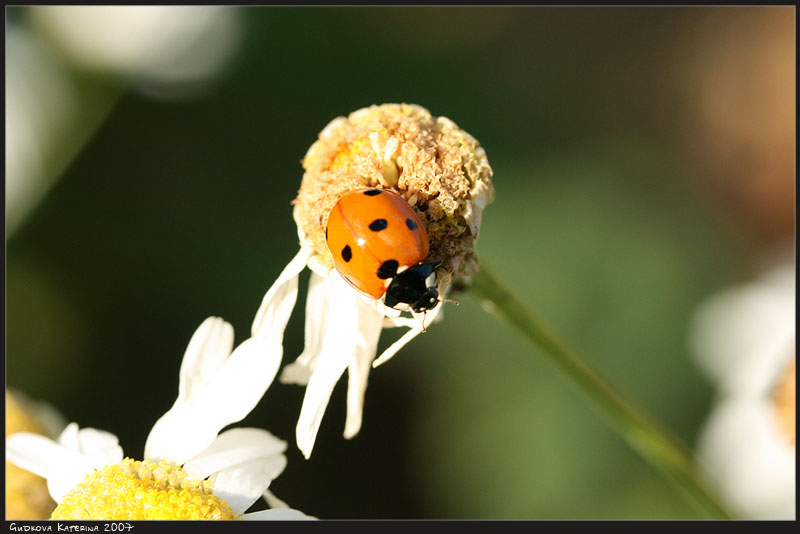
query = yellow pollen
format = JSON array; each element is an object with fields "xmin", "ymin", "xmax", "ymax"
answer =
[
  {"xmin": 772, "ymin": 355, "xmax": 795, "ymax": 446},
  {"xmin": 51, "ymin": 458, "xmax": 238, "ymax": 520}
]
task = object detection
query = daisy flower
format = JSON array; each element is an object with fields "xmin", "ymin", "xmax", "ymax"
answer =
[
  {"xmin": 6, "ymin": 313, "xmax": 312, "ymax": 520},
  {"xmin": 254, "ymin": 103, "xmax": 495, "ymax": 458},
  {"xmin": 689, "ymin": 254, "xmax": 795, "ymax": 519}
]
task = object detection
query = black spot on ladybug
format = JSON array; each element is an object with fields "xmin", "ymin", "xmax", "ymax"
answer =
[
  {"xmin": 363, "ymin": 189, "xmax": 382, "ymax": 196},
  {"xmin": 341, "ymin": 245, "xmax": 353, "ymax": 262},
  {"xmin": 376, "ymin": 260, "xmax": 399, "ymax": 279},
  {"xmin": 405, "ymin": 218, "xmax": 418, "ymax": 230},
  {"xmin": 369, "ymin": 219, "xmax": 388, "ymax": 231}
]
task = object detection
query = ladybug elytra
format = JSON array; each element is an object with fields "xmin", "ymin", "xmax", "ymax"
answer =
[{"xmin": 325, "ymin": 188, "xmax": 440, "ymax": 313}]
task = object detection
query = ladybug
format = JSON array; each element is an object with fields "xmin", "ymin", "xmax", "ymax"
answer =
[{"xmin": 325, "ymin": 188, "xmax": 440, "ymax": 313}]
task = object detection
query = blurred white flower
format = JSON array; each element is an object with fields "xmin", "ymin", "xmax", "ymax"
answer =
[
  {"xmin": 6, "ymin": 314, "xmax": 313, "ymax": 520},
  {"xmin": 29, "ymin": 6, "xmax": 242, "ymax": 100},
  {"xmin": 5, "ymin": 23, "xmax": 77, "ymax": 238},
  {"xmin": 6, "ymin": 6, "xmax": 244, "ymax": 239},
  {"xmin": 690, "ymin": 255, "xmax": 795, "ymax": 519}
]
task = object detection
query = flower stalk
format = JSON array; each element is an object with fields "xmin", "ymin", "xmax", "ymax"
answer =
[{"xmin": 470, "ymin": 266, "xmax": 731, "ymax": 519}]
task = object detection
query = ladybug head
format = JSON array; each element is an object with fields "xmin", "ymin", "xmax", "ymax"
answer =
[{"xmin": 383, "ymin": 261, "xmax": 440, "ymax": 313}]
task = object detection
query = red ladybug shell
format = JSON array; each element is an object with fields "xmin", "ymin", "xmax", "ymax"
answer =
[{"xmin": 326, "ymin": 188, "xmax": 430, "ymax": 299}]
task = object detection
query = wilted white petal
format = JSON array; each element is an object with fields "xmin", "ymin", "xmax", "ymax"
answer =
[
  {"xmin": 382, "ymin": 316, "xmax": 417, "ymax": 328},
  {"xmin": 75, "ymin": 428, "xmax": 123, "ymax": 470},
  {"xmin": 145, "ymin": 335, "xmax": 282, "ymax": 464},
  {"xmin": 415, "ymin": 302, "xmax": 445, "ymax": 331},
  {"xmin": 244, "ymin": 508, "xmax": 317, "ymax": 520},
  {"xmin": 463, "ymin": 174, "xmax": 495, "ymax": 237},
  {"xmin": 252, "ymin": 247, "xmax": 311, "ymax": 339},
  {"xmin": 183, "ymin": 427, "xmax": 286, "ymax": 480},
  {"xmin": 344, "ymin": 295, "xmax": 384, "ymax": 439},
  {"xmin": 211, "ymin": 456, "xmax": 289, "ymax": 515},
  {"xmin": 6, "ymin": 432, "xmax": 94, "ymax": 502},
  {"xmin": 372, "ymin": 326, "xmax": 423, "ymax": 369},
  {"xmin": 281, "ymin": 271, "xmax": 329, "ymax": 386},
  {"xmin": 178, "ymin": 317, "xmax": 234, "ymax": 402},
  {"xmin": 295, "ymin": 272, "xmax": 362, "ymax": 459}
]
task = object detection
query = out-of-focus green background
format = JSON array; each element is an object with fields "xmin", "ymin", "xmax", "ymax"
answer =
[{"xmin": 6, "ymin": 6, "xmax": 795, "ymax": 519}]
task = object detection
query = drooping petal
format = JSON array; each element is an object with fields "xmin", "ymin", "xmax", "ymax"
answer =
[
  {"xmin": 145, "ymin": 335, "xmax": 282, "ymax": 464},
  {"xmin": 243, "ymin": 508, "xmax": 316, "ymax": 520},
  {"xmin": 6, "ymin": 432, "xmax": 95, "ymax": 502},
  {"xmin": 281, "ymin": 270, "xmax": 328, "ymax": 385},
  {"xmin": 251, "ymin": 247, "xmax": 311, "ymax": 340},
  {"xmin": 344, "ymin": 296, "xmax": 384, "ymax": 439},
  {"xmin": 372, "ymin": 304, "xmax": 444, "ymax": 368},
  {"xmin": 294, "ymin": 272, "xmax": 362, "ymax": 459},
  {"xmin": 178, "ymin": 317, "xmax": 234, "ymax": 403},
  {"xmin": 182, "ymin": 427, "xmax": 286, "ymax": 480},
  {"xmin": 210, "ymin": 455, "xmax": 288, "ymax": 515}
]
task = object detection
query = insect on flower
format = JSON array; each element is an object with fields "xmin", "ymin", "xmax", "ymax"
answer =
[
  {"xmin": 326, "ymin": 188, "xmax": 441, "ymax": 314},
  {"xmin": 253, "ymin": 103, "xmax": 494, "ymax": 459}
]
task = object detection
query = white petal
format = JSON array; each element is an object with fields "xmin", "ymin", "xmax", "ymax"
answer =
[
  {"xmin": 698, "ymin": 398, "xmax": 796, "ymax": 519},
  {"xmin": 211, "ymin": 456, "xmax": 288, "ymax": 515},
  {"xmin": 344, "ymin": 295, "xmax": 384, "ymax": 439},
  {"xmin": 281, "ymin": 270, "xmax": 328, "ymax": 385},
  {"xmin": 144, "ymin": 404, "xmax": 217, "ymax": 466},
  {"xmin": 56, "ymin": 422, "xmax": 80, "ymax": 450},
  {"xmin": 183, "ymin": 427, "xmax": 287, "ymax": 480},
  {"xmin": 416, "ymin": 302, "xmax": 445, "ymax": 331},
  {"xmin": 243, "ymin": 508, "xmax": 317, "ymax": 520},
  {"xmin": 6, "ymin": 432, "xmax": 95, "ymax": 502},
  {"xmin": 382, "ymin": 316, "xmax": 417, "ymax": 328},
  {"xmin": 251, "ymin": 247, "xmax": 311, "ymax": 339},
  {"xmin": 75, "ymin": 428, "xmax": 123, "ymax": 470},
  {"xmin": 690, "ymin": 266, "xmax": 795, "ymax": 396},
  {"xmin": 372, "ymin": 326, "xmax": 422, "ymax": 368},
  {"xmin": 145, "ymin": 335, "xmax": 282, "ymax": 464},
  {"xmin": 295, "ymin": 272, "xmax": 361, "ymax": 459},
  {"xmin": 178, "ymin": 317, "xmax": 234, "ymax": 402},
  {"xmin": 373, "ymin": 304, "xmax": 443, "ymax": 368},
  {"xmin": 262, "ymin": 488, "xmax": 289, "ymax": 509}
]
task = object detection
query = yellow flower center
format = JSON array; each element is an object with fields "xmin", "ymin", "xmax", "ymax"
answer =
[
  {"xmin": 51, "ymin": 458, "xmax": 238, "ymax": 520},
  {"xmin": 772, "ymin": 355, "xmax": 795, "ymax": 446}
]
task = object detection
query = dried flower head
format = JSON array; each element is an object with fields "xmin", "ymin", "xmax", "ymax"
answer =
[
  {"xmin": 294, "ymin": 103, "xmax": 494, "ymax": 292},
  {"xmin": 255, "ymin": 103, "xmax": 494, "ymax": 459}
]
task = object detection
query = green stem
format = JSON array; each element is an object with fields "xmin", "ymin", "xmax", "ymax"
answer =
[{"xmin": 470, "ymin": 265, "xmax": 731, "ymax": 519}]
